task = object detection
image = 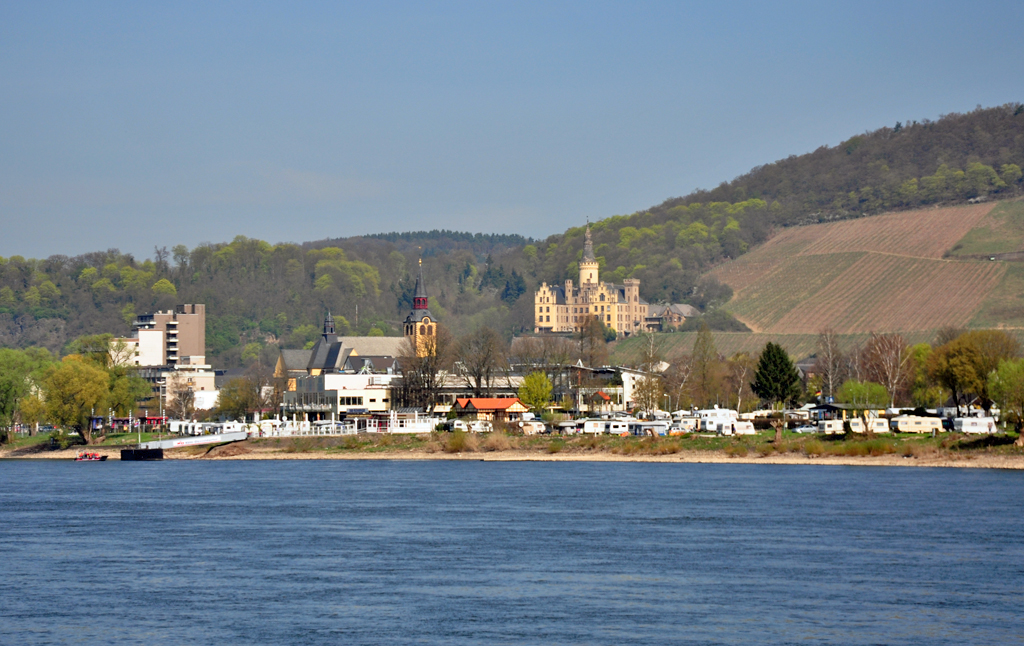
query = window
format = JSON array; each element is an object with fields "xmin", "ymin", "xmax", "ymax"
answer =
[
  {"xmin": 546, "ymin": 307, "xmax": 550, "ymax": 313},
  {"xmin": 599, "ymin": 293, "xmax": 605, "ymax": 301},
  {"xmin": 546, "ymin": 315, "xmax": 550, "ymax": 322}
]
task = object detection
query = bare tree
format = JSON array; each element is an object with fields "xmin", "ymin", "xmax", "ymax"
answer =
[
  {"xmin": 165, "ymin": 371, "xmax": 195, "ymax": 421},
  {"xmin": 691, "ymin": 321, "xmax": 719, "ymax": 408},
  {"xmin": 457, "ymin": 326, "xmax": 507, "ymax": 397},
  {"xmin": 725, "ymin": 352, "xmax": 757, "ymax": 412},
  {"xmin": 663, "ymin": 353, "xmax": 693, "ymax": 412},
  {"xmin": 863, "ymin": 332, "xmax": 912, "ymax": 409},
  {"xmin": 814, "ymin": 328, "xmax": 845, "ymax": 400},
  {"xmin": 576, "ymin": 315, "xmax": 608, "ymax": 368},
  {"xmin": 632, "ymin": 334, "xmax": 664, "ymax": 416},
  {"xmin": 396, "ymin": 325, "xmax": 454, "ymax": 412}
]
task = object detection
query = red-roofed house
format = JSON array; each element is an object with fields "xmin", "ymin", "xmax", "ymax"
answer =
[{"xmin": 453, "ymin": 397, "xmax": 530, "ymax": 422}]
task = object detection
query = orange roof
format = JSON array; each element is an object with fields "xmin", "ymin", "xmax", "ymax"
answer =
[{"xmin": 455, "ymin": 397, "xmax": 528, "ymax": 412}]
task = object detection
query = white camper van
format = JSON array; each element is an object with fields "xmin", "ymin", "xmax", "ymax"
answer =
[
  {"xmin": 694, "ymin": 407, "xmax": 739, "ymax": 434},
  {"xmin": 891, "ymin": 416, "xmax": 943, "ymax": 434},
  {"xmin": 733, "ymin": 421, "xmax": 756, "ymax": 435},
  {"xmin": 849, "ymin": 418, "xmax": 889, "ymax": 434},
  {"xmin": 954, "ymin": 417, "xmax": 996, "ymax": 434},
  {"xmin": 817, "ymin": 420, "xmax": 844, "ymax": 435}
]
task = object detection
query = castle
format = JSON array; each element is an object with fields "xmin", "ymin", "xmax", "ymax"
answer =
[{"xmin": 534, "ymin": 225, "xmax": 649, "ymax": 336}]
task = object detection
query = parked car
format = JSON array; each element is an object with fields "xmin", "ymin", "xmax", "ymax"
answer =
[{"xmin": 793, "ymin": 424, "xmax": 818, "ymax": 434}]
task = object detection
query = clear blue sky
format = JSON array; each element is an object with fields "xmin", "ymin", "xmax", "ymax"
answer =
[{"xmin": 2, "ymin": 1, "xmax": 1021, "ymax": 259}]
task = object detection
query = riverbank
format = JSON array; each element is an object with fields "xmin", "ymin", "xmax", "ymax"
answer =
[{"xmin": 4, "ymin": 431, "xmax": 1024, "ymax": 469}]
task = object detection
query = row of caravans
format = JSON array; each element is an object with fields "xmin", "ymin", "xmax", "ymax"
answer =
[{"xmin": 821, "ymin": 415, "xmax": 998, "ymax": 434}]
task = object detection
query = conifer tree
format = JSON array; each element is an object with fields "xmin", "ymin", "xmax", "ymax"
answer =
[{"xmin": 751, "ymin": 342, "xmax": 800, "ymax": 409}]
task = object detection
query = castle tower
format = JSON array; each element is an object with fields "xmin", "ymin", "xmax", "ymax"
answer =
[
  {"xmin": 579, "ymin": 223, "xmax": 599, "ymax": 286},
  {"xmin": 404, "ymin": 260, "xmax": 437, "ymax": 357}
]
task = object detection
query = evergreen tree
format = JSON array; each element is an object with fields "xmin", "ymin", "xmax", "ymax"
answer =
[{"xmin": 751, "ymin": 342, "xmax": 800, "ymax": 408}]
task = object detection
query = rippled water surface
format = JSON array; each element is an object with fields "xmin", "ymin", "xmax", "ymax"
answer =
[{"xmin": 1, "ymin": 460, "xmax": 1022, "ymax": 645}]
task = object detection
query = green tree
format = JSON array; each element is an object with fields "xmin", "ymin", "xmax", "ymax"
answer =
[
  {"xmin": 151, "ymin": 278, "xmax": 177, "ymax": 296},
  {"xmin": 836, "ymin": 380, "xmax": 889, "ymax": 407},
  {"xmin": 751, "ymin": 342, "xmax": 800, "ymax": 409},
  {"xmin": 42, "ymin": 358, "xmax": 109, "ymax": 444},
  {"xmin": 518, "ymin": 371, "xmax": 553, "ymax": 415},
  {"xmin": 988, "ymin": 359, "xmax": 1024, "ymax": 441},
  {"xmin": 0, "ymin": 348, "xmax": 54, "ymax": 442},
  {"xmin": 691, "ymin": 321, "xmax": 719, "ymax": 408}
]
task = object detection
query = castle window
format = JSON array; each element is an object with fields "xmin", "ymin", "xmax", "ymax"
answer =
[
  {"xmin": 546, "ymin": 307, "xmax": 550, "ymax": 313},
  {"xmin": 427, "ymin": 327, "xmax": 433, "ymax": 335},
  {"xmin": 599, "ymin": 293, "xmax": 605, "ymax": 301},
  {"xmin": 419, "ymin": 325, "xmax": 425, "ymax": 335},
  {"xmin": 546, "ymin": 316, "xmax": 550, "ymax": 322}
]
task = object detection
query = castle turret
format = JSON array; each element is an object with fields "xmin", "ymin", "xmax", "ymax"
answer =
[{"xmin": 579, "ymin": 223, "xmax": 599, "ymax": 285}]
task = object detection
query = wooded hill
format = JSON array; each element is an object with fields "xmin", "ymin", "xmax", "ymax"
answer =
[{"xmin": 1, "ymin": 104, "xmax": 1022, "ymax": 367}]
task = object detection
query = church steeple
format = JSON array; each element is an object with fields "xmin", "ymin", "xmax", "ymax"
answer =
[
  {"xmin": 323, "ymin": 311, "xmax": 335, "ymax": 335},
  {"xmin": 405, "ymin": 259, "xmax": 436, "ymax": 357},
  {"xmin": 413, "ymin": 259, "xmax": 429, "ymax": 311}
]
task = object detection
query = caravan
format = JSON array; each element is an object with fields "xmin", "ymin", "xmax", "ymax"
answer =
[
  {"xmin": 954, "ymin": 417, "xmax": 997, "ymax": 434},
  {"xmin": 817, "ymin": 420, "xmax": 844, "ymax": 435},
  {"xmin": 848, "ymin": 418, "xmax": 889, "ymax": 434},
  {"xmin": 891, "ymin": 416, "xmax": 943, "ymax": 434}
]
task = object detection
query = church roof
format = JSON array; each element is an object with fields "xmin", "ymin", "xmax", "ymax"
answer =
[{"xmin": 414, "ymin": 261, "xmax": 428, "ymax": 299}]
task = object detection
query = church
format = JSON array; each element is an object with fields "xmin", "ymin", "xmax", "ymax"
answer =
[{"xmin": 533, "ymin": 225, "xmax": 649, "ymax": 336}]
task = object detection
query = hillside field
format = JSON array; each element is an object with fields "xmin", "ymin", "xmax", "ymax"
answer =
[
  {"xmin": 609, "ymin": 328, "xmax": 1024, "ymax": 365},
  {"xmin": 706, "ymin": 200, "xmax": 1024, "ymax": 335}
]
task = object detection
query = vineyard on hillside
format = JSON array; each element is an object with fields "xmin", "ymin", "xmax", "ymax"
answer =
[{"xmin": 707, "ymin": 201, "xmax": 1014, "ymax": 335}]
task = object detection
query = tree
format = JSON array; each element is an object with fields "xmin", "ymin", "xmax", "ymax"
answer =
[
  {"xmin": 577, "ymin": 315, "xmax": 609, "ymax": 368},
  {"xmin": 862, "ymin": 332, "xmax": 912, "ymax": 408},
  {"xmin": 663, "ymin": 353, "xmax": 692, "ymax": 412},
  {"xmin": 0, "ymin": 348, "xmax": 54, "ymax": 442},
  {"xmin": 836, "ymin": 380, "xmax": 889, "ymax": 407},
  {"xmin": 396, "ymin": 325, "xmax": 454, "ymax": 412},
  {"xmin": 814, "ymin": 328, "xmax": 844, "ymax": 400},
  {"xmin": 216, "ymin": 366, "xmax": 276, "ymax": 421},
  {"xmin": 632, "ymin": 333, "xmax": 664, "ymax": 416},
  {"xmin": 457, "ymin": 326, "xmax": 507, "ymax": 397},
  {"xmin": 518, "ymin": 371, "xmax": 553, "ymax": 415},
  {"xmin": 42, "ymin": 358, "xmax": 109, "ymax": 444},
  {"xmin": 988, "ymin": 359, "xmax": 1024, "ymax": 443},
  {"xmin": 751, "ymin": 342, "xmax": 800, "ymax": 409},
  {"xmin": 691, "ymin": 321, "xmax": 719, "ymax": 408},
  {"xmin": 929, "ymin": 330, "xmax": 1020, "ymax": 414},
  {"xmin": 166, "ymin": 371, "xmax": 196, "ymax": 421},
  {"xmin": 216, "ymin": 378, "xmax": 252, "ymax": 421},
  {"xmin": 725, "ymin": 352, "xmax": 757, "ymax": 412}
]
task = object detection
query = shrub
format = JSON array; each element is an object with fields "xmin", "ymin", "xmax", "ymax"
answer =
[
  {"xmin": 547, "ymin": 439, "xmax": 564, "ymax": 454},
  {"xmin": 803, "ymin": 439, "xmax": 825, "ymax": 456},
  {"xmin": 725, "ymin": 444, "xmax": 749, "ymax": 458},
  {"xmin": 444, "ymin": 430, "xmax": 477, "ymax": 453},
  {"xmin": 482, "ymin": 432, "xmax": 512, "ymax": 452}
]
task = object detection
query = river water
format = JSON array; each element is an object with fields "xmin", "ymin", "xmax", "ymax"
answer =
[{"xmin": 1, "ymin": 460, "xmax": 1021, "ymax": 645}]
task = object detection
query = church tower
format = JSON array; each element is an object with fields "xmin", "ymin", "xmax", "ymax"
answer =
[
  {"xmin": 404, "ymin": 260, "xmax": 437, "ymax": 357},
  {"xmin": 579, "ymin": 223, "xmax": 599, "ymax": 285}
]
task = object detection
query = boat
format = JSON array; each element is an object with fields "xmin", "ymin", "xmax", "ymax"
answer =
[{"xmin": 75, "ymin": 452, "xmax": 108, "ymax": 461}]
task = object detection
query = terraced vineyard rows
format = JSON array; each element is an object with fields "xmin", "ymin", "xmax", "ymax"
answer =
[
  {"xmin": 768, "ymin": 254, "xmax": 1004, "ymax": 333},
  {"xmin": 707, "ymin": 201, "xmax": 1014, "ymax": 335},
  {"xmin": 796, "ymin": 204, "xmax": 995, "ymax": 258},
  {"xmin": 728, "ymin": 252, "xmax": 864, "ymax": 331}
]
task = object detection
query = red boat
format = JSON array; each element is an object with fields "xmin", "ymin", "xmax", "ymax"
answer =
[{"xmin": 75, "ymin": 452, "xmax": 108, "ymax": 462}]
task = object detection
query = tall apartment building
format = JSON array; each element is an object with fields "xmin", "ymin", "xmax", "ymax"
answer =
[{"xmin": 127, "ymin": 303, "xmax": 206, "ymax": 366}]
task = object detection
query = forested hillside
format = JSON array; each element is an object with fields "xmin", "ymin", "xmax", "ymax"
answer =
[{"xmin": 1, "ymin": 103, "xmax": 1021, "ymax": 367}]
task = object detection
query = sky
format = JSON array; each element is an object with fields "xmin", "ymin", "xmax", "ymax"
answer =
[{"xmin": 1, "ymin": 1, "xmax": 1022, "ymax": 259}]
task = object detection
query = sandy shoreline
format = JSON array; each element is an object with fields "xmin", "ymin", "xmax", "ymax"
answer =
[{"xmin": 4, "ymin": 445, "xmax": 1023, "ymax": 469}]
